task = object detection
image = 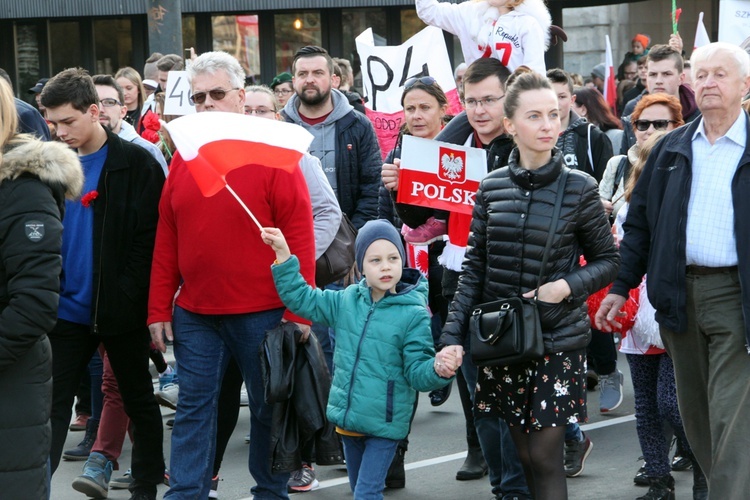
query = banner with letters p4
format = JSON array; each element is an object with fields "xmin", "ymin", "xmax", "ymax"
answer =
[
  {"xmin": 356, "ymin": 26, "xmax": 463, "ymax": 159},
  {"xmin": 396, "ymin": 135, "xmax": 487, "ymax": 216}
]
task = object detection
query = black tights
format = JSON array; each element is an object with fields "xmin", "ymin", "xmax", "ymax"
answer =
[{"xmin": 508, "ymin": 425, "xmax": 567, "ymax": 500}]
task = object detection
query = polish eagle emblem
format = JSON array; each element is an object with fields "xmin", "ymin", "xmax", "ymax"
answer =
[{"xmin": 438, "ymin": 147, "xmax": 467, "ymax": 184}]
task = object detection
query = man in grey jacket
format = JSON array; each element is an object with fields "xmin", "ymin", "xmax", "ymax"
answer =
[{"xmin": 282, "ymin": 45, "xmax": 381, "ymax": 235}]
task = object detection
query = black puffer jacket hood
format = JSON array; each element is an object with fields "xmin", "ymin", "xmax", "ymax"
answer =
[
  {"xmin": 441, "ymin": 149, "xmax": 620, "ymax": 353},
  {"xmin": 0, "ymin": 137, "xmax": 82, "ymax": 498}
]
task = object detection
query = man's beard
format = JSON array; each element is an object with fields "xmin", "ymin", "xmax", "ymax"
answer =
[
  {"xmin": 100, "ymin": 119, "xmax": 115, "ymax": 132},
  {"xmin": 298, "ymin": 85, "xmax": 331, "ymax": 107}
]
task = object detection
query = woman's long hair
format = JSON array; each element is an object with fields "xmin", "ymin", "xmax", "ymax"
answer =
[
  {"xmin": 623, "ymin": 130, "xmax": 666, "ymax": 203},
  {"xmin": 573, "ymin": 88, "xmax": 622, "ymax": 132}
]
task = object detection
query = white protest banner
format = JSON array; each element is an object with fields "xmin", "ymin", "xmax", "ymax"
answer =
[
  {"xmin": 719, "ymin": 0, "xmax": 750, "ymax": 47},
  {"xmin": 356, "ymin": 26, "xmax": 463, "ymax": 158},
  {"xmin": 396, "ymin": 135, "xmax": 486, "ymax": 216},
  {"xmin": 164, "ymin": 71, "xmax": 196, "ymax": 116}
]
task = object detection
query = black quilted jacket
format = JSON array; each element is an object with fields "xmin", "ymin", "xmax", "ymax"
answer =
[{"xmin": 440, "ymin": 149, "xmax": 620, "ymax": 354}]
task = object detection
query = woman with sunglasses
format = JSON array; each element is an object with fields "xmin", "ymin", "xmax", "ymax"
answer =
[
  {"xmin": 599, "ymin": 93, "xmax": 683, "ymax": 219},
  {"xmin": 439, "ymin": 68, "xmax": 619, "ymax": 500}
]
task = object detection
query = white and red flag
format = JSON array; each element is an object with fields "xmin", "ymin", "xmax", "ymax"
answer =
[
  {"xmin": 604, "ymin": 35, "xmax": 617, "ymax": 111},
  {"xmin": 164, "ymin": 111, "xmax": 313, "ymax": 229},
  {"xmin": 694, "ymin": 12, "xmax": 711, "ymax": 50},
  {"xmin": 396, "ymin": 135, "xmax": 487, "ymax": 215}
]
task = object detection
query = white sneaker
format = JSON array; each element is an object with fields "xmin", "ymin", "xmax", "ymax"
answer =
[
  {"xmin": 155, "ymin": 383, "xmax": 179, "ymax": 410},
  {"xmin": 240, "ymin": 385, "xmax": 249, "ymax": 407}
]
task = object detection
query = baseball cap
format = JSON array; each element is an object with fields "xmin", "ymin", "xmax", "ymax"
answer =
[{"xmin": 28, "ymin": 78, "xmax": 49, "ymax": 94}]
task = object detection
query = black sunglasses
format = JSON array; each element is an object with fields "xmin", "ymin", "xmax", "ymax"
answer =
[
  {"xmin": 634, "ymin": 119, "xmax": 676, "ymax": 132},
  {"xmin": 189, "ymin": 87, "xmax": 240, "ymax": 105},
  {"xmin": 404, "ymin": 76, "xmax": 436, "ymax": 89}
]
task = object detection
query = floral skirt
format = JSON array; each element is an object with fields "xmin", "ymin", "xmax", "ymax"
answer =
[{"xmin": 474, "ymin": 349, "xmax": 588, "ymax": 432}]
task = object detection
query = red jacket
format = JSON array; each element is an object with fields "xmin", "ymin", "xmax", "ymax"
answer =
[{"xmin": 148, "ymin": 152, "xmax": 315, "ymax": 325}]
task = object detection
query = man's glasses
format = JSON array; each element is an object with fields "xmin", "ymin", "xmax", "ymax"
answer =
[
  {"xmin": 404, "ymin": 76, "xmax": 437, "ymax": 89},
  {"xmin": 633, "ymin": 119, "xmax": 676, "ymax": 132},
  {"xmin": 99, "ymin": 98, "xmax": 122, "ymax": 108},
  {"xmin": 189, "ymin": 88, "xmax": 241, "ymax": 105},
  {"xmin": 273, "ymin": 88, "xmax": 293, "ymax": 96},
  {"xmin": 463, "ymin": 95, "xmax": 505, "ymax": 110}
]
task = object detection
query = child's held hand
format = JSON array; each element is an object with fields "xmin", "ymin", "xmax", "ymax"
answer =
[{"xmin": 261, "ymin": 227, "xmax": 291, "ymax": 263}]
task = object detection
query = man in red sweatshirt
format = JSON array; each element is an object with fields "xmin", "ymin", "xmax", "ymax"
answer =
[{"xmin": 148, "ymin": 51, "xmax": 316, "ymax": 500}]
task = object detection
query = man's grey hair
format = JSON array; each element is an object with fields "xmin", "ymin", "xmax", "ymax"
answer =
[
  {"xmin": 691, "ymin": 42, "xmax": 750, "ymax": 80},
  {"xmin": 187, "ymin": 51, "xmax": 246, "ymax": 89},
  {"xmin": 454, "ymin": 62, "xmax": 468, "ymax": 80}
]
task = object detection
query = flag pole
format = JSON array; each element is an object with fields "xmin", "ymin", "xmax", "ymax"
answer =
[{"xmin": 224, "ymin": 184, "xmax": 263, "ymax": 232}]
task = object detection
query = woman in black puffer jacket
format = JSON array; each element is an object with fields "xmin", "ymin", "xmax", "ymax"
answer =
[
  {"xmin": 440, "ymin": 70, "xmax": 619, "ymax": 500},
  {"xmin": 0, "ymin": 79, "xmax": 82, "ymax": 498}
]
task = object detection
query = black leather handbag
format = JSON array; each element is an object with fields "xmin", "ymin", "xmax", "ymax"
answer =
[
  {"xmin": 315, "ymin": 213, "xmax": 357, "ymax": 288},
  {"xmin": 470, "ymin": 168, "xmax": 569, "ymax": 367}
]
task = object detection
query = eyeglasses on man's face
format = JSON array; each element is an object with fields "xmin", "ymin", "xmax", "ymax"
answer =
[
  {"xmin": 273, "ymin": 88, "xmax": 294, "ymax": 97},
  {"xmin": 189, "ymin": 87, "xmax": 241, "ymax": 105},
  {"xmin": 463, "ymin": 95, "xmax": 505, "ymax": 110},
  {"xmin": 99, "ymin": 98, "xmax": 122, "ymax": 108}
]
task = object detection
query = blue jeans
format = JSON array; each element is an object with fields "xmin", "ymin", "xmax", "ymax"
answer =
[
  {"xmin": 166, "ymin": 306, "xmax": 289, "ymax": 500},
  {"xmin": 462, "ymin": 348, "xmax": 529, "ymax": 498},
  {"xmin": 341, "ymin": 435, "xmax": 399, "ymax": 500}
]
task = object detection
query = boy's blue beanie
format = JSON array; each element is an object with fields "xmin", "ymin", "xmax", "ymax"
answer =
[{"xmin": 355, "ymin": 220, "xmax": 406, "ymax": 271}]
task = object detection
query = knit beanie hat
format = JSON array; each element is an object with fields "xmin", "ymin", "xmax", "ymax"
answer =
[
  {"xmin": 591, "ymin": 63, "xmax": 606, "ymax": 81},
  {"xmin": 632, "ymin": 34, "xmax": 650, "ymax": 49},
  {"xmin": 355, "ymin": 220, "xmax": 406, "ymax": 271}
]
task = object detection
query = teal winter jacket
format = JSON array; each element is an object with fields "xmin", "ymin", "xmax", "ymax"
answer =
[{"xmin": 272, "ymin": 256, "xmax": 450, "ymax": 440}]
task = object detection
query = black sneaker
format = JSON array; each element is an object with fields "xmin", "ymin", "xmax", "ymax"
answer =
[
  {"xmin": 287, "ymin": 464, "xmax": 319, "ymax": 493},
  {"xmin": 564, "ymin": 435, "xmax": 593, "ymax": 478}
]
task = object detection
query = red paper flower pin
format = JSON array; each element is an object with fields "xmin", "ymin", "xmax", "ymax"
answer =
[{"xmin": 81, "ymin": 190, "xmax": 99, "ymax": 208}]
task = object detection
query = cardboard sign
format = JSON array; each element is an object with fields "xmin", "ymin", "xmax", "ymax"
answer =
[
  {"xmin": 396, "ymin": 135, "xmax": 486, "ymax": 216},
  {"xmin": 164, "ymin": 71, "xmax": 196, "ymax": 116},
  {"xmin": 356, "ymin": 26, "xmax": 463, "ymax": 158}
]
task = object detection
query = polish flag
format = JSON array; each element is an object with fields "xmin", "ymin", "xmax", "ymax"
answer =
[
  {"xmin": 164, "ymin": 111, "xmax": 313, "ymax": 197},
  {"xmin": 406, "ymin": 241, "xmax": 430, "ymax": 278},
  {"xmin": 604, "ymin": 35, "xmax": 617, "ymax": 111},
  {"xmin": 694, "ymin": 12, "xmax": 711, "ymax": 50}
]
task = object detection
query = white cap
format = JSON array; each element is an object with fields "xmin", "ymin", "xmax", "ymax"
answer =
[{"xmin": 142, "ymin": 79, "xmax": 158, "ymax": 89}]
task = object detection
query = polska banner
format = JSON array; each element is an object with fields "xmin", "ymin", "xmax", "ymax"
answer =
[
  {"xmin": 396, "ymin": 135, "xmax": 487, "ymax": 215},
  {"xmin": 355, "ymin": 26, "xmax": 463, "ymax": 159}
]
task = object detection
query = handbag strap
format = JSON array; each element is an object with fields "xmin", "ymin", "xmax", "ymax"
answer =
[{"xmin": 534, "ymin": 167, "xmax": 569, "ymax": 300}]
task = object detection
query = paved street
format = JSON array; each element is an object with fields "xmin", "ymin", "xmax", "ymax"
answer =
[{"xmin": 51, "ymin": 351, "xmax": 698, "ymax": 500}]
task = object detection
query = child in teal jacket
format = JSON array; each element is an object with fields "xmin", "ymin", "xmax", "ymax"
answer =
[{"xmin": 262, "ymin": 219, "xmax": 459, "ymax": 499}]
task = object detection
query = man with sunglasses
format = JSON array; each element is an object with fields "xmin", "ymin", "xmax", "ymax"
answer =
[
  {"xmin": 93, "ymin": 74, "xmax": 167, "ymax": 175},
  {"xmin": 597, "ymin": 42, "xmax": 750, "ymax": 500},
  {"xmin": 148, "ymin": 51, "xmax": 317, "ymax": 500},
  {"xmin": 619, "ymin": 44, "xmax": 701, "ymax": 155},
  {"xmin": 41, "ymin": 68, "xmax": 166, "ymax": 500}
]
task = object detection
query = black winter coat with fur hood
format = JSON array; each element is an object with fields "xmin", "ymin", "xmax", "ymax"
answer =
[
  {"xmin": 441, "ymin": 149, "xmax": 619, "ymax": 354},
  {"xmin": 0, "ymin": 138, "xmax": 82, "ymax": 498}
]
